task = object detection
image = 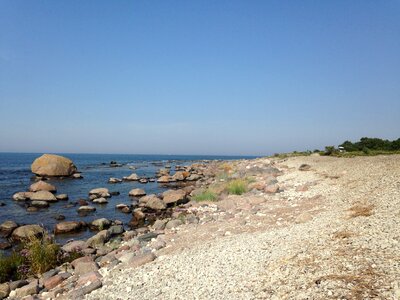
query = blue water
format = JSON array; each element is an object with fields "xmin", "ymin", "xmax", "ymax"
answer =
[{"xmin": 0, "ymin": 153, "xmax": 255, "ymax": 244}]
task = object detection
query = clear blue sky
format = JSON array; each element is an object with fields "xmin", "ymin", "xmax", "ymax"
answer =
[{"xmin": 1, "ymin": 1, "xmax": 399, "ymax": 155}]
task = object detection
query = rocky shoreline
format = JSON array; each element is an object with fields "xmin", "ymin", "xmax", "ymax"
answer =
[{"xmin": 1, "ymin": 154, "xmax": 400, "ymax": 299}]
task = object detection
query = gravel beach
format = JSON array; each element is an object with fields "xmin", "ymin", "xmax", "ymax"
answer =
[{"xmin": 84, "ymin": 154, "xmax": 400, "ymax": 300}]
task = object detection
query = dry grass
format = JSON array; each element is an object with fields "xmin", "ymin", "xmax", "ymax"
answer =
[
  {"xmin": 333, "ymin": 230, "xmax": 354, "ymax": 239},
  {"xmin": 348, "ymin": 203, "xmax": 374, "ymax": 218}
]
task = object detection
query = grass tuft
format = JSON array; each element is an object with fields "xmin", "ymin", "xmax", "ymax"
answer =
[
  {"xmin": 193, "ymin": 190, "xmax": 217, "ymax": 202},
  {"xmin": 348, "ymin": 203, "xmax": 374, "ymax": 218},
  {"xmin": 226, "ymin": 179, "xmax": 248, "ymax": 195}
]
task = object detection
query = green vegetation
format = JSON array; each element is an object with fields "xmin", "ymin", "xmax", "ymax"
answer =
[
  {"xmin": 339, "ymin": 137, "xmax": 400, "ymax": 152},
  {"xmin": 226, "ymin": 179, "xmax": 248, "ymax": 195},
  {"xmin": 193, "ymin": 190, "xmax": 218, "ymax": 202},
  {"xmin": 0, "ymin": 233, "xmax": 83, "ymax": 283}
]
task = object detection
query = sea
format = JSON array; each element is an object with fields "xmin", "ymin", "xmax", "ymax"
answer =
[{"xmin": 0, "ymin": 153, "xmax": 256, "ymax": 245}]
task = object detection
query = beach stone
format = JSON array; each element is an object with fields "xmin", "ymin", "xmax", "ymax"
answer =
[
  {"xmin": 126, "ymin": 252, "xmax": 156, "ymax": 268},
  {"xmin": 162, "ymin": 189, "xmax": 187, "ymax": 205},
  {"xmin": 299, "ymin": 164, "xmax": 311, "ymax": 171},
  {"xmin": 171, "ymin": 171, "xmax": 188, "ymax": 181},
  {"xmin": 29, "ymin": 180, "xmax": 57, "ymax": 193},
  {"xmin": 72, "ymin": 173, "xmax": 83, "ymax": 179},
  {"xmin": 264, "ymin": 184, "xmax": 279, "ymax": 194},
  {"xmin": 108, "ymin": 177, "xmax": 122, "ymax": 183},
  {"xmin": 78, "ymin": 206, "xmax": 96, "ymax": 212},
  {"xmin": 56, "ymin": 194, "xmax": 68, "ymax": 201},
  {"xmin": 13, "ymin": 280, "xmax": 39, "ymax": 298},
  {"xmin": 30, "ymin": 200, "xmax": 49, "ymax": 208},
  {"xmin": 139, "ymin": 194, "xmax": 166, "ymax": 210},
  {"xmin": 8, "ymin": 280, "xmax": 28, "ymax": 291},
  {"xmin": 295, "ymin": 212, "xmax": 313, "ymax": 223},
  {"xmin": 93, "ymin": 197, "xmax": 108, "ymax": 204},
  {"xmin": 0, "ymin": 283, "xmax": 10, "ymax": 299},
  {"xmin": 123, "ymin": 173, "xmax": 140, "ymax": 181},
  {"xmin": 91, "ymin": 218, "xmax": 111, "ymax": 230},
  {"xmin": 68, "ymin": 279, "xmax": 102, "ymax": 298},
  {"xmin": 76, "ymin": 271, "xmax": 102, "ymax": 287},
  {"xmin": 62, "ymin": 240, "xmax": 86, "ymax": 252},
  {"xmin": 86, "ymin": 230, "xmax": 110, "ymax": 248},
  {"xmin": 129, "ymin": 188, "xmax": 146, "ymax": 197},
  {"xmin": 157, "ymin": 175, "xmax": 170, "ymax": 183},
  {"xmin": 89, "ymin": 188, "xmax": 110, "ymax": 198},
  {"xmin": 43, "ymin": 274, "xmax": 64, "ymax": 290},
  {"xmin": 12, "ymin": 224, "xmax": 43, "ymax": 241},
  {"xmin": 165, "ymin": 219, "xmax": 183, "ymax": 229},
  {"xmin": 121, "ymin": 206, "xmax": 131, "ymax": 213},
  {"xmin": 30, "ymin": 191, "xmax": 58, "ymax": 202},
  {"xmin": 12, "ymin": 192, "xmax": 33, "ymax": 201},
  {"xmin": 107, "ymin": 225, "xmax": 124, "ymax": 236},
  {"xmin": 153, "ymin": 219, "xmax": 168, "ymax": 230},
  {"xmin": 0, "ymin": 220, "xmax": 18, "ymax": 237},
  {"xmin": 186, "ymin": 174, "xmax": 201, "ymax": 181},
  {"xmin": 54, "ymin": 221, "xmax": 85, "ymax": 234},
  {"xmin": 31, "ymin": 154, "xmax": 77, "ymax": 177}
]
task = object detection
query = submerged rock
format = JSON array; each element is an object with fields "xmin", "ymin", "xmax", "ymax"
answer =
[
  {"xmin": 0, "ymin": 220, "xmax": 18, "ymax": 237},
  {"xmin": 129, "ymin": 188, "xmax": 146, "ymax": 197},
  {"xmin": 89, "ymin": 188, "xmax": 110, "ymax": 198},
  {"xmin": 56, "ymin": 194, "xmax": 69, "ymax": 201},
  {"xmin": 54, "ymin": 221, "xmax": 86, "ymax": 234},
  {"xmin": 31, "ymin": 154, "xmax": 77, "ymax": 177}
]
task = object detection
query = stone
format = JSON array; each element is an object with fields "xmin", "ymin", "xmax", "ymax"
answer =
[
  {"xmin": 157, "ymin": 175, "xmax": 170, "ymax": 183},
  {"xmin": 53, "ymin": 214, "xmax": 65, "ymax": 220},
  {"xmin": 186, "ymin": 174, "xmax": 201, "ymax": 181},
  {"xmin": 165, "ymin": 219, "xmax": 183, "ymax": 229},
  {"xmin": 29, "ymin": 180, "xmax": 57, "ymax": 193},
  {"xmin": 93, "ymin": 197, "xmax": 108, "ymax": 204},
  {"xmin": 26, "ymin": 207, "xmax": 38, "ymax": 212},
  {"xmin": 78, "ymin": 199, "xmax": 89, "ymax": 206},
  {"xmin": 54, "ymin": 221, "xmax": 85, "ymax": 234},
  {"xmin": 0, "ymin": 283, "xmax": 10, "ymax": 299},
  {"xmin": 171, "ymin": 171, "xmax": 189, "ymax": 181},
  {"xmin": 12, "ymin": 192, "xmax": 33, "ymax": 201},
  {"xmin": 11, "ymin": 225, "xmax": 43, "ymax": 241},
  {"xmin": 0, "ymin": 241, "xmax": 12, "ymax": 250},
  {"xmin": 72, "ymin": 173, "xmax": 83, "ymax": 179},
  {"xmin": 68, "ymin": 280, "xmax": 102, "ymax": 297},
  {"xmin": 295, "ymin": 212, "xmax": 313, "ymax": 223},
  {"xmin": 78, "ymin": 206, "xmax": 96, "ymax": 212},
  {"xmin": 30, "ymin": 191, "xmax": 58, "ymax": 202},
  {"xmin": 116, "ymin": 203, "xmax": 128, "ymax": 210},
  {"xmin": 107, "ymin": 225, "xmax": 124, "ymax": 236},
  {"xmin": 137, "ymin": 232, "xmax": 159, "ymax": 242},
  {"xmin": 299, "ymin": 164, "xmax": 311, "ymax": 171},
  {"xmin": 108, "ymin": 177, "xmax": 122, "ymax": 183},
  {"xmin": 296, "ymin": 184, "xmax": 309, "ymax": 192},
  {"xmin": 89, "ymin": 188, "xmax": 110, "ymax": 198},
  {"xmin": 139, "ymin": 178, "xmax": 148, "ymax": 184},
  {"xmin": 85, "ymin": 230, "xmax": 110, "ymax": 248},
  {"xmin": 123, "ymin": 173, "xmax": 140, "ymax": 181},
  {"xmin": 121, "ymin": 206, "xmax": 131, "ymax": 213},
  {"xmin": 152, "ymin": 219, "xmax": 168, "ymax": 230},
  {"xmin": 8, "ymin": 280, "xmax": 28, "ymax": 291},
  {"xmin": 129, "ymin": 188, "xmax": 146, "ymax": 197},
  {"xmin": 43, "ymin": 275, "xmax": 64, "ymax": 290},
  {"xmin": 62, "ymin": 240, "xmax": 86, "ymax": 252},
  {"xmin": 264, "ymin": 184, "xmax": 279, "ymax": 194},
  {"xmin": 90, "ymin": 218, "xmax": 111, "ymax": 230},
  {"xmin": 0, "ymin": 220, "xmax": 18, "ymax": 237},
  {"xmin": 30, "ymin": 200, "xmax": 49, "ymax": 208},
  {"xmin": 31, "ymin": 154, "xmax": 77, "ymax": 177},
  {"xmin": 125, "ymin": 252, "xmax": 156, "ymax": 268},
  {"xmin": 157, "ymin": 169, "xmax": 170, "ymax": 177},
  {"xmin": 76, "ymin": 271, "xmax": 102, "ymax": 287},
  {"xmin": 13, "ymin": 280, "xmax": 39, "ymax": 298},
  {"xmin": 56, "ymin": 194, "xmax": 68, "ymax": 201},
  {"xmin": 74, "ymin": 261, "xmax": 99, "ymax": 276},
  {"xmin": 162, "ymin": 189, "xmax": 187, "ymax": 205},
  {"xmin": 139, "ymin": 194, "xmax": 166, "ymax": 210}
]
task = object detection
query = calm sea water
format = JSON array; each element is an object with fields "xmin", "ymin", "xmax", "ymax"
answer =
[{"xmin": 0, "ymin": 153, "xmax": 255, "ymax": 244}]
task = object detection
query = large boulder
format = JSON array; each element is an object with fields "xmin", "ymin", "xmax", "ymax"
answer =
[
  {"xmin": 54, "ymin": 221, "xmax": 86, "ymax": 234},
  {"xmin": 162, "ymin": 189, "xmax": 187, "ymax": 205},
  {"xmin": 89, "ymin": 188, "xmax": 110, "ymax": 198},
  {"xmin": 30, "ymin": 191, "xmax": 58, "ymax": 202},
  {"xmin": 12, "ymin": 192, "xmax": 33, "ymax": 201},
  {"xmin": 29, "ymin": 180, "xmax": 56, "ymax": 193},
  {"xmin": 90, "ymin": 218, "xmax": 111, "ymax": 230},
  {"xmin": 31, "ymin": 154, "xmax": 77, "ymax": 177},
  {"xmin": 0, "ymin": 220, "xmax": 18, "ymax": 237},
  {"xmin": 157, "ymin": 175, "xmax": 170, "ymax": 183},
  {"xmin": 11, "ymin": 225, "xmax": 44, "ymax": 241}
]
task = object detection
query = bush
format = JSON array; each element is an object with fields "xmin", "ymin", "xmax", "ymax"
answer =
[
  {"xmin": 25, "ymin": 234, "xmax": 60, "ymax": 275},
  {"xmin": 0, "ymin": 252, "xmax": 25, "ymax": 283},
  {"xmin": 226, "ymin": 179, "xmax": 248, "ymax": 195},
  {"xmin": 193, "ymin": 190, "xmax": 217, "ymax": 202}
]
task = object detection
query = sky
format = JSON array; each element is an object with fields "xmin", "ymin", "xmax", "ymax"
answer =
[{"xmin": 0, "ymin": 1, "xmax": 399, "ymax": 156}]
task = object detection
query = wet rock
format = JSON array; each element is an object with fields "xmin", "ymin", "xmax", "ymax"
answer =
[
  {"xmin": 107, "ymin": 225, "xmax": 124, "ymax": 237},
  {"xmin": 129, "ymin": 189, "xmax": 146, "ymax": 197},
  {"xmin": 89, "ymin": 188, "xmax": 110, "ymax": 198},
  {"xmin": 0, "ymin": 220, "xmax": 18, "ymax": 237},
  {"xmin": 93, "ymin": 197, "xmax": 108, "ymax": 204},
  {"xmin": 162, "ymin": 189, "xmax": 187, "ymax": 205},
  {"xmin": 299, "ymin": 164, "xmax": 311, "ymax": 171},
  {"xmin": 30, "ymin": 191, "xmax": 58, "ymax": 202},
  {"xmin": 78, "ymin": 199, "xmax": 89, "ymax": 206},
  {"xmin": 30, "ymin": 200, "xmax": 49, "ymax": 208},
  {"xmin": 110, "ymin": 191, "xmax": 120, "ymax": 196},
  {"xmin": 152, "ymin": 219, "xmax": 168, "ymax": 230},
  {"xmin": 29, "ymin": 180, "xmax": 57, "ymax": 193},
  {"xmin": 62, "ymin": 240, "xmax": 86, "ymax": 252},
  {"xmin": 72, "ymin": 173, "xmax": 83, "ymax": 179},
  {"xmin": 139, "ymin": 178, "xmax": 148, "ymax": 184},
  {"xmin": 108, "ymin": 177, "xmax": 122, "ymax": 184},
  {"xmin": 56, "ymin": 194, "xmax": 68, "ymax": 201},
  {"xmin": 31, "ymin": 154, "xmax": 77, "ymax": 177},
  {"xmin": 123, "ymin": 173, "xmax": 140, "ymax": 181},
  {"xmin": 12, "ymin": 224, "xmax": 43, "ymax": 241},
  {"xmin": 26, "ymin": 206, "xmax": 38, "ymax": 212},
  {"xmin": 139, "ymin": 194, "xmax": 166, "ymax": 210},
  {"xmin": 85, "ymin": 230, "xmax": 110, "ymax": 248},
  {"xmin": 157, "ymin": 175, "xmax": 170, "ymax": 183},
  {"xmin": 12, "ymin": 192, "xmax": 33, "ymax": 201},
  {"xmin": 78, "ymin": 206, "xmax": 96, "ymax": 212},
  {"xmin": 53, "ymin": 214, "xmax": 65, "ymax": 221},
  {"xmin": 54, "ymin": 221, "xmax": 86, "ymax": 234},
  {"xmin": 90, "ymin": 218, "xmax": 111, "ymax": 230},
  {"xmin": 0, "ymin": 202, "xmax": 5, "ymax": 207},
  {"xmin": 137, "ymin": 232, "xmax": 159, "ymax": 242}
]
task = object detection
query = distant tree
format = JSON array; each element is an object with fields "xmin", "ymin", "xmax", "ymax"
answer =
[{"xmin": 324, "ymin": 146, "xmax": 337, "ymax": 156}]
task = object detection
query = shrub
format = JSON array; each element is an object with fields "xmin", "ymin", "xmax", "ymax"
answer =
[
  {"xmin": 0, "ymin": 252, "xmax": 25, "ymax": 283},
  {"xmin": 226, "ymin": 179, "xmax": 248, "ymax": 195},
  {"xmin": 25, "ymin": 234, "xmax": 60, "ymax": 275},
  {"xmin": 193, "ymin": 190, "xmax": 217, "ymax": 202}
]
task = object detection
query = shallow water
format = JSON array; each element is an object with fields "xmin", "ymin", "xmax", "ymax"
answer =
[{"xmin": 0, "ymin": 153, "xmax": 254, "ymax": 245}]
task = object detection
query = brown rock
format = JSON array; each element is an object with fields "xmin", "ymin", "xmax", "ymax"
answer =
[
  {"xmin": 43, "ymin": 275, "xmax": 64, "ymax": 290},
  {"xmin": 30, "ymin": 191, "xmax": 58, "ymax": 202},
  {"xmin": 139, "ymin": 194, "xmax": 166, "ymax": 210},
  {"xmin": 89, "ymin": 188, "xmax": 110, "ymax": 198},
  {"xmin": 0, "ymin": 283, "xmax": 10, "ymax": 299},
  {"xmin": 54, "ymin": 221, "xmax": 85, "ymax": 234},
  {"xmin": 76, "ymin": 271, "xmax": 102, "ymax": 286},
  {"xmin": 123, "ymin": 173, "xmax": 139, "ymax": 181},
  {"xmin": 0, "ymin": 220, "xmax": 18, "ymax": 237},
  {"xmin": 157, "ymin": 175, "xmax": 170, "ymax": 183},
  {"xmin": 129, "ymin": 188, "xmax": 146, "ymax": 197},
  {"xmin": 264, "ymin": 184, "xmax": 279, "ymax": 194},
  {"xmin": 125, "ymin": 253, "xmax": 156, "ymax": 268},
  {"xmin": 12, "ymin": 192, "xmax": 33, "ymax": 201},
  {"xmin": 11, "ymin": 225, "xmax": 43, "ymax": 241},
  {"xmin": 31, "ymin": 154, "xmax": 77, "ymax": 177},
  {"xmin": 299, "ymin": 164, "xmax": 311, "ymax": 171},
  {"xmin": 162, "ymin": 189, "xmax": 187, "ymax": 205},
  {"xmin": 29, "ymin": 180, "xmax": 56, "ymax": 193},
  {"xmin": 13, "ymin": 280, "xmax": 39, "ymax": 298}
]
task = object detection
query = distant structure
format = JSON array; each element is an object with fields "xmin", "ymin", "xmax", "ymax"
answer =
[{"xmin": 338, "ymin": 146, "xmax": 345, "ymax": 153}]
